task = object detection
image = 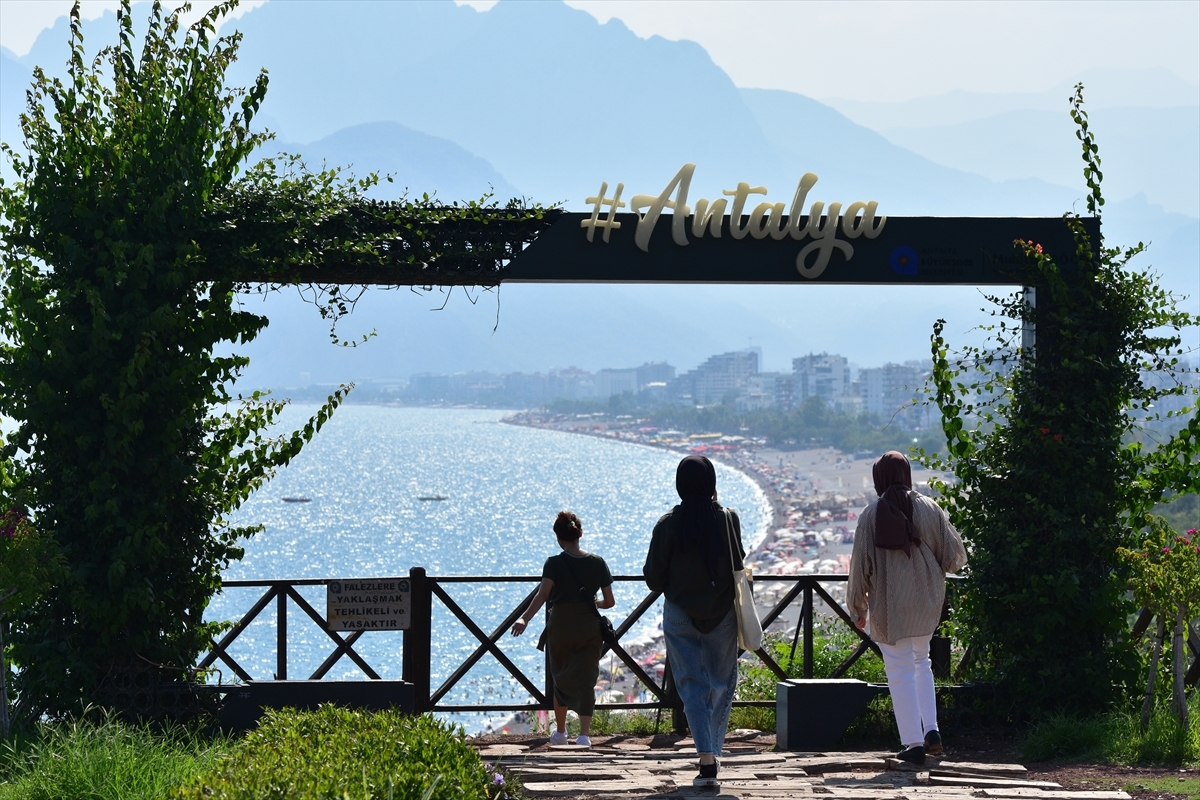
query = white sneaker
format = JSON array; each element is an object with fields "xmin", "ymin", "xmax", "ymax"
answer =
[
  {"xmin": 575, "ymin": 735, "xmax": 592, "ymax": 748},
  {"xmin": 548, "ymin": 730, "xmax": 569, "ymax": 745}
]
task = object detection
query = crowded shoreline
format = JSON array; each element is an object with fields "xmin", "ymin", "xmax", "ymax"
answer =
[
  {"xmin": 486, "ymin": 409, "xmax": 949, "ymax": 734},
  {"xmin": 500, "ymin": 409, "xmax": 947, "ymax": 579}
]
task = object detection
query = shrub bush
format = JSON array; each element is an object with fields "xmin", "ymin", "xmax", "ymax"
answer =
[{"xmin": 173, "ymin": 707, "xmax": 504, "ymax": 800}]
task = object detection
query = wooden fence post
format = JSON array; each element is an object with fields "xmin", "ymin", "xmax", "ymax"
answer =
[
  {"xmin": 403, "ymin": 567, "xmax": 432, "ymax": 712},
  {"xmin": 276, "ymin": 584, "xmax": 287, "ymax": 680},
  {"xmin": 663, "ymin": 656, "xmax": 687, "ymax": 735}
]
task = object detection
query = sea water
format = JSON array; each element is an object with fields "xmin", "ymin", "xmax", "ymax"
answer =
[{"xmin": 209, "ymin": 405, "xmax": 769, "ymax": 732}]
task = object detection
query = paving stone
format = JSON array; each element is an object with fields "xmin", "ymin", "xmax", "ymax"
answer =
[
  {"xmin": 522, "ymin": 779, "xmax": 665, "ymax": 796},
  {"xmin": 718, "ymin": 779, "xmax": 819, "ymax": 792},
  {"xmin": 823, "ymin": 771, "xmax": 915, "ymax": 787},
  {"xmin": 477, "ymin": 744, "xmax": 529, "ymax": 757},
  {"xmin": 935, "ymin": 763, "xmax": 1028, "ymax": 777},
  {"xmin": 795, "ymin": 756, "xmax": 892, "ymax": 773},
  {"xmin": 813, "ymin": 788, "xmax": 905, "ymax": 797},
  {"xmin": 928, "ymin": 776, "xmax": 1062, "ymax": 790},
  {"xmin": 977, "ymin": 792, "xmax": 1131, "ymax": 800},
  {"xmin": 510, "ymin": 767, "xmax": 634, "ymax": 782}
]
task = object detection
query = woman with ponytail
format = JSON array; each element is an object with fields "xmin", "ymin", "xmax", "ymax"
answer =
[
  {"xmin": 643, "ymin": 455, "xmax": 745, "ymax": 788},
  {"xmin": 511, "ymin": 511, "xmax": 614, "ymax": 747}
]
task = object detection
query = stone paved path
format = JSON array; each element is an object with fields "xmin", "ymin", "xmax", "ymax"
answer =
[{"xmin": 474, "ymin": 740, "xmax": 1132, "ymax": 800}]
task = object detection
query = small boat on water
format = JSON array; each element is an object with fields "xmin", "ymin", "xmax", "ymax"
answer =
[
  {"xmin": 282, "ymin": 497, "xmax": 311, "ymax": 503},
  {"xmin": 417, "ymin": 495, "xmax": 449, "ymax": 502}
]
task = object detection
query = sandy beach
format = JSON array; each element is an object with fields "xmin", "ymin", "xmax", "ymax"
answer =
[{"xmin": 496, "ymin": 410, "xmax": 951, "ymax": 729}]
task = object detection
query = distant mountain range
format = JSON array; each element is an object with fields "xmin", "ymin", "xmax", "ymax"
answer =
[{"xmin": 2, "ymin": 0, "xmax": 1196, "ymax": 390}]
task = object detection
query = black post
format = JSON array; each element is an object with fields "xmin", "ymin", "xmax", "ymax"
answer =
[
  {"xmin": 403, "ymin": 567, "xmax": 432, "ymax": 712},
  {"xmin": 276, "ymin": 584, "xmax": 287, "ymax": 681},
  {"xmin": 663, "ymin": 656, "xmax": 687, "ymax": 735},
  {"xmin": 544, "ymin": 605, "xmax": 554, "ymax": 716},
  {"xmin": 803, "ymin": 585, "xmax": 814, "ymax": 679},
  {"xmin": 932, "ymin": 584, "xmax": 953, "ymax": 679}
]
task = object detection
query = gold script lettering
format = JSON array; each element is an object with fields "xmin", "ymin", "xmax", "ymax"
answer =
[
  {"xmin": 600, "ymin": 165, "xmax": 882, "ymax": 279},
  {"xmin": 631, "ymin": 164, "xmax": 694, "ymax": 251}
]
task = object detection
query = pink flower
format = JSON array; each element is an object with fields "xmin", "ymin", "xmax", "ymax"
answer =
[{"xmin": 1163, "ymin": 547, "xmax": 1171, "ymax": 553}]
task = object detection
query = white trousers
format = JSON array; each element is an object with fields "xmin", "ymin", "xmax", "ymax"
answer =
[{"xmin": 877, "ymin": 634, "xmax": 938, "ymax": 747}]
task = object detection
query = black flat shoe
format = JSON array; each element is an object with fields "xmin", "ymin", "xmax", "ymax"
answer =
[
  {"xmin": 896, "ymin": 745, "xmax": 925, "ymax": 765},
  {"xmin": 924, "ymin": 729, "xmax": 943, "ymax": 756}
]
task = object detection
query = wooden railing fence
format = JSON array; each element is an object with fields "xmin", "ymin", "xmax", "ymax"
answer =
[{"xmin": 199, "ymin": 569, "xmax": 891, "ymax": 720}]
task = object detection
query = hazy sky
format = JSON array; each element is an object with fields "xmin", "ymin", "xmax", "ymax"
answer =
[{"xmin": 2, "ymin": 0, "xmax": 1196, "ymax": 102}]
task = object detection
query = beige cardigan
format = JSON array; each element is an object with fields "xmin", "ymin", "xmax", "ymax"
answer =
[{"xmin": 847, "ymin": 492, "xmax": 968, "ymax": 645}]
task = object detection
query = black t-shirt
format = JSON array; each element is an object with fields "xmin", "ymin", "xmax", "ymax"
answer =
[{"xmin": 542, "ymin": 551, "xmax": 613, "ymax": 607}]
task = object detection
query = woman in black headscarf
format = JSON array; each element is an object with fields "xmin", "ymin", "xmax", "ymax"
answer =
[
  {"xmin": 644, "ymin": 455, "xmax": 745, "ymax": 788},
  {"xmin": 847, "ymin": 451, "xmax": 967, "ymax": 764}
]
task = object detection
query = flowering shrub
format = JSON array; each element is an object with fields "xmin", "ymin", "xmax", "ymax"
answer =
[
  {"xmin": 1120, "ymin": 524, "xmax": 1200, "ymax": 618},
  {"xmin": 1118, "ymin": 521, "xmax": 1200, "ymax": 728}
]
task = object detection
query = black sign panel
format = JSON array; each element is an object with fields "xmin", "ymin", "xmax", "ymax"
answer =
[{"xmin": 504, "ymin": 213, "xmax": 1098, "ymax": 286}]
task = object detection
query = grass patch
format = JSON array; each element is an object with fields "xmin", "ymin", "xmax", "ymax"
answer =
[
  {"xmin": 1123, "ymin": 777, "xmax": 1200, "ymax": 800},
  {"xmin": 173, "ymin": 706, "xmax": 504, "ymax": 800},
  {"xmin": 0, "ymin": 716, "xmax": 231, "ymax": 800},
  {"xmin": 728, "ymin": 704, "xmax": 775, "ymax": 734},
  {"xmin": 585, "ymin": 709, "xmax": 669, "ymax": 736},
  {"xmin": 1020, "ymin": 696, "xmax": 1200, "ymax": 766}
]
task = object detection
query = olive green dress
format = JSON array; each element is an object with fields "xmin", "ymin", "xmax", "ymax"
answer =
[{"xmin": 542, "ymin": 551, "xmax": 613, "ymax": 715}]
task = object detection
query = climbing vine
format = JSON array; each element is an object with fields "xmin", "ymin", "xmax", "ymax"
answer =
[
  {"xmin": 0, "ymin": 0, "xmax": 548, "ymax": 718},
  {"xmin": 920, "ymin": 85, "xmax": 1200, "ymax": 713}
]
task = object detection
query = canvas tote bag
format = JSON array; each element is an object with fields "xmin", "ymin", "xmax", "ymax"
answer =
[{"xmin": 725, "ymin": 509, "xmax": 763, "ymax": 651}]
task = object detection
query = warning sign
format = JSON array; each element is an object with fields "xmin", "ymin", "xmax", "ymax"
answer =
[{"xmin": 326, "ymin": 578, "xmax": 411, "ymax": 631}]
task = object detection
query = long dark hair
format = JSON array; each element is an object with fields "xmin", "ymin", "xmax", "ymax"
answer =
[{"xmin": 673, "ymin": 455, "xmax": 723, "ymax": 587}]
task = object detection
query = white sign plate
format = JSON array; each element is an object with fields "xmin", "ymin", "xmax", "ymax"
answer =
[{"xmin": 326, "ymin": 578, "xmax": 411, "ymax": 631}]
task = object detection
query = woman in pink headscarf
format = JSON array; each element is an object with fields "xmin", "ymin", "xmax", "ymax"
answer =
[{"xmin": 847, "ymin": 451, "xmax": 967, "ymax": 764}]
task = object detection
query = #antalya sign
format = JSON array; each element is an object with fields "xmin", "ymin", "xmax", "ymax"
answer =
[
  {"xmin": 502, "ymin": 163, "xmax": 1097, "ymax": 286},
  {"xmin": 582, "ymin": 163, "xmax": 885, "ymax": 280}
]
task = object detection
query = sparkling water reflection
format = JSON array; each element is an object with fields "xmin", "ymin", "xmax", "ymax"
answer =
[{"xmin": 209, "ymin": 406, "xmax": 768, "ymax": 731}]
